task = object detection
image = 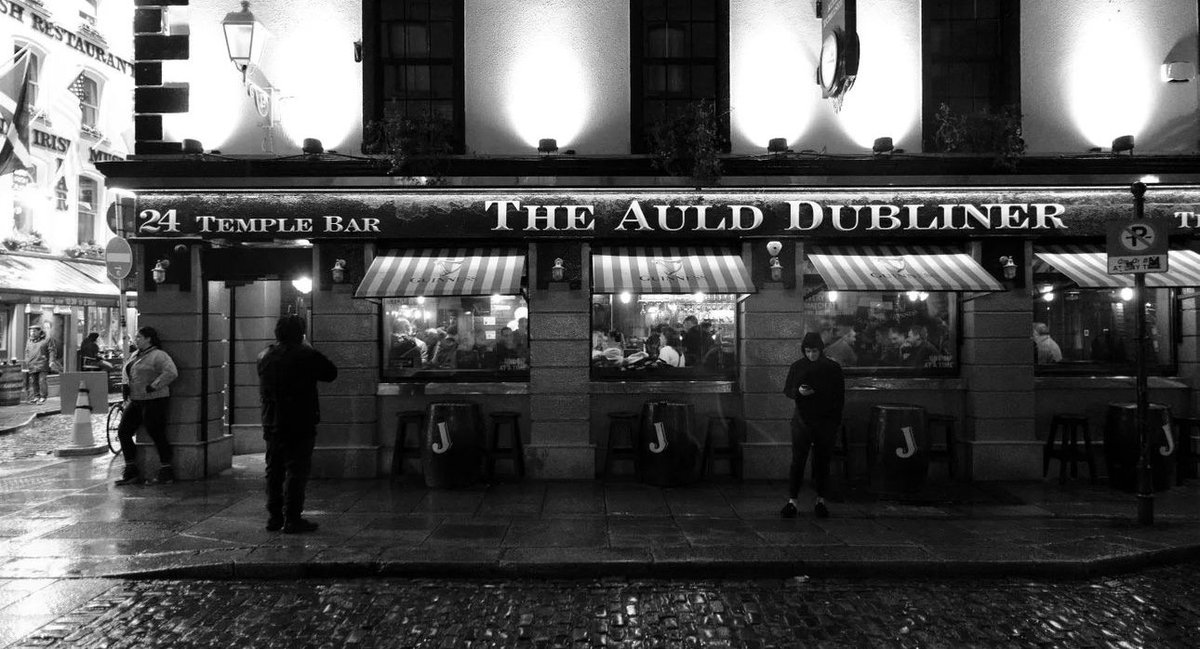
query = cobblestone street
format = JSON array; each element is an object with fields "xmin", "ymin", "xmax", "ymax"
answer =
[{"xmin": 3, "ymin": 562, "xmax": 1200, "ymax": 648}]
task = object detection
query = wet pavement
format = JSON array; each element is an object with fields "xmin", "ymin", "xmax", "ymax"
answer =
[
  {"xmin": 2, "ymin": 563, "xmax": 1200, "ymax": 647},
  {"xmin": 0, "ymin": 409, "xmax": 1197, "ymax": 583}
]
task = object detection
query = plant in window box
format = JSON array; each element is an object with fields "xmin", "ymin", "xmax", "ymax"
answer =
[
  {"xmin": 646, "ymin": 99, "xmax": 725, "ymax": 186},
  {"xmin": 65, "ymin": 242, "xmax": 104, "ymax": 259},
  {"xmin": 2, "ymin": 231, "xmax": 46, "ymax": 253},
  {"xmin": 361, "ymin": 108, "xmax": 456, "ymax": 183},
  {"xmin": 932, "ymin": 102, "xmax": 1026, "ymax": 171}
]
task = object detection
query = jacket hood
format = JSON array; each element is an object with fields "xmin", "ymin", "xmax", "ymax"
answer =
[{"xmin": 801, "ymin": 332, "xmax": 824, "ymax": 351}]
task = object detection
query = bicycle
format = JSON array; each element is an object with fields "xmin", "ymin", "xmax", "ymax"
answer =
[{"xmin": 106, "ymin": 400, "xmax": 124, "ymax": 454}]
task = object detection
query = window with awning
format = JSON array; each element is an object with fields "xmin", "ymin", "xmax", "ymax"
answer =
[
  {"xmin": 807, "ymin": 244, "xmax": 1002, "ymax": 292},
  {"xmin": 1031, "ymin": 244, "xmax": 1180, "ymax": 375},
  {"xmin": 591, "ymin": 246, "xmax": 755, "ymax": 294},
  {"xmin": 358, "ymin": 248, "xmax": 529, "ymax": 381}
]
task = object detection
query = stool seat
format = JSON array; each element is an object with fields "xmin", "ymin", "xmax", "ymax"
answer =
[
  {"xmin": 602, "ymin": 412, "xmax": 641, "ymax": 479},
  {"xmin": 392, "ymin": 410, "xmax": 426, "ymax": 477},
  {"xmin": 1173, "ymin": 416, "xmax": 1200, "ymax": 485},
  {"xmin": 926, "ymin": 414, "xmax": 958, "ymax": 479},
  {"xmin": 486, "ymin": 411, "xmax": 525, "ymax": 481},
  {"xmin": 701, "ymin": 415, "xmax": 742, "ymax": 481},
  {"xmin": 1044, "ymin": 413, "xmax": 1096, "ymax": 485}
]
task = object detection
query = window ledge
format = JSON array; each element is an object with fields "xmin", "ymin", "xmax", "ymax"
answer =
[
  {"xmin": 589, "ymin": 380, "xmax": 735, "ymax": 394},
  {"xmin": 376, "ymin": 382, "xmax": 529, "ymax": 396},
  {"xmin": 847, "ymin": 377, "xmax": 966, "ymax": 391},
  {"xmin": 1035, "ymin": 376, "xmax": 1190, "ymax": 390}
]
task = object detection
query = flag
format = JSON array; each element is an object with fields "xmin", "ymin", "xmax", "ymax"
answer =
[{"xmin": 0, "ymin": 47, "xmax": 33, "ymax": 177}]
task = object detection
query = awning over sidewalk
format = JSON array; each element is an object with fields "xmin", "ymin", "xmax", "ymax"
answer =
[
  {"xmin": 807, "ymin": 245, "xmax": 1003, "ymax": 292},
  {"xmin": 355, "ymin": 248, "xmax": 525, "ymax": 298},
  {"xmin": 0, "ymin": 255, "xmax": 120, "ymax": 306},
  {"xmin": 1034, "ymin": 245, "xmax": 1200, "ymax": 288},
  {"xmin": 591, "ymin": 246, "xmax": 755, "ymax": 294}
]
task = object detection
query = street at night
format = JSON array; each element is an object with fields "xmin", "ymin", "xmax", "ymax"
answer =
[{"xmin": 3, "ymin": 565, "xmax": 1200, "ymax": 648}]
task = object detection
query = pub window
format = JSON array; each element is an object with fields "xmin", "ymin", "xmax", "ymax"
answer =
[
  {"xmin": 11, "ymin": 166, "xmax": 36, "ymax": 234},
  {"xmin": 1031, "ymin": 249, "xmax": 1176, "ymax": 375},
  {"xmin": 367, "ymin": 0, "xmax": 464, "ymax": 152},
  {"xmin": 630, "ymin": 0, "xmax": 730, "ymax": 153},
  {"xmin": 590, "ymin": 292, "xmax": 739, "ymax": 380},
  {"xmin": 70, "ymin": 71, "xmax": 102, "ymax": 131},
  {"xmin": 77, "ymin": 176, "xmax": 98, "ymax": 245},
  {"xmin": 14, "ymin": 45, "xmax": 39, "ymax": 107},
  {"xmin": 803, "ymin": 289, "xmax": 959, "ymax": 376},
  {"xmin": 381, "ymin": 295, "xmax": 529, "ymax": 380},
  {"xmin": 922, "ymin": 0, "xmax": 1020, "ymax": 151}
]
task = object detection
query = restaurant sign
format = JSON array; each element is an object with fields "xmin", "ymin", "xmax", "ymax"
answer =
[{"xmin": 131, "ymin": 188, "xmax": 1200, "ymax": 241}]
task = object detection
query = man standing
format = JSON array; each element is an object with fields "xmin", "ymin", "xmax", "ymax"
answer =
[
  {"xmin": 258, "ymin": 315, "xmax": 338, "ymax": 534},
  {"xmin": 22, "ymin": 326, "xmax": 49, "ymax": 404},
  {"xmin": 781, "ymin": 332, "xmax": 845, "ymax": 518}
]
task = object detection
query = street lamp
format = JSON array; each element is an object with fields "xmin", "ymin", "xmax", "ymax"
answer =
[{"xmin": 222, "ymin": 1, "xmax": 280, "ymax": 153}]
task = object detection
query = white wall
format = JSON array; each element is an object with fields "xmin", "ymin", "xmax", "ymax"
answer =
[{"xmin": 1022, "ymin": 0, "xmax": 1200, "ymax": 154}]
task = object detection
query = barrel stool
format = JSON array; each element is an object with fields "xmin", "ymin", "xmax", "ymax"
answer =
[
  {"xmin": 1043, "ymin": 413, "xmax": 1096, "ymax": 485},
  {"xmin": 602, "ymin": 411, "xmax": 641, "ymax": 479},
  {"xmin": 486, "ymin": 411, "xmax": 525, "ymax": 481},
  {"xmin": 391, "ymin": 409, "xmax": 425, "ymax": 478}
]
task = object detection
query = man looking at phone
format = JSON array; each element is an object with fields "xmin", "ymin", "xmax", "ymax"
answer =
[{"xmin": 781, "ymin": 332, "xmax": 846, "ymax": 518}]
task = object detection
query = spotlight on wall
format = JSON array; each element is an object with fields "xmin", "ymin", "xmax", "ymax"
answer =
[
  {"xmin": 1112, "ymin": 135, "xmax": 1135, "ymax": 155},
  {"xmin": 302, "ymin": 138, "xmax": 324, "ymax": 155},
  {"xmin": 767, "ymin": 138, "xmax": 791, "ymax": 154},
  {"xmin": 538, "ymin": 138, "xmax": 558, "ymax": 155},
  {"xmin": 151, "ymin": 259, "xmax": 170, "ymax": 284},
  {"xmin": 872, "ymin": 137, "xmax": 894, "ymax": 156},
  {"xmin": 330, "ymin": 258, "xmax": 347, "ymax": 284},
  {"xmin": 766, "ymin": 240, "xmax": 783, "ymax": 282},
  {"xmin": 182, "ymin": 138, "xmax": 204, "ymax": 155},
  {"xmin": 551, "ymin": 257, "xmax": 565, "ymax": 281},
  {"xmin": 999, "ymin": 256, "xmax": 1017, "ymax": 280}
]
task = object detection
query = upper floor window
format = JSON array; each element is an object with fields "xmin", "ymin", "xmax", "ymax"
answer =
[
  {"xmin": 366, "ymin": 0, "xmax": 464, "ymax": 152},
  {"xmin": 70, "ymin": 72, "xmax": 101, "ymax": 131},
  {"xmin": 630, "ymin": 0, "xmax": 729, "ymax": 153},
  {"xmin": 11, "ymin": 167, "xmax": 36, "ymax": 234},
  {"xmin": 922, "ymin": 0, "xmax": 1020, "ymax": 151},
  {"xmin": 13, "ymin": 45, "xmax": 39, "ymax": 107},
  {"xmin": 77, "ymin": 176, "xmax": 97, "ymax": 245}
]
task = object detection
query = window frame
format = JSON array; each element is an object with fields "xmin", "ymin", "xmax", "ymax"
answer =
[
  {"xmin": 629, "ymin": 0, "xmax": 731, "ymax": 154},
  {"xmin": 77, "ymin": 174, "xmax": 99, "ymax": 245},
  {"xmin": 364, "ymin": 0, "xmax": 466, "ymax": 153},
  {"xmin": 13, "ymin": 43, "xmax": 41, "ymax": 108},
  {"xmin": 74, "ymin": 71, "xmax": 103, "ymax": 132}
]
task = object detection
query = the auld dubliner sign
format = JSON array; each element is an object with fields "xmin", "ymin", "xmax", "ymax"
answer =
[{"xmin": 130, "ymin": 188, "xmax": 1200, "ymax": 240}]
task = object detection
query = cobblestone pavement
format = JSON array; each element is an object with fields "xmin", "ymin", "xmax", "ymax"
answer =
[
  {"xmin": 0, "ymin": 411, "xmax": 113, "ymax": 463},
  {"xmin": 3, "ymin": 562, "xmax": 1199, "ymax": 648}
]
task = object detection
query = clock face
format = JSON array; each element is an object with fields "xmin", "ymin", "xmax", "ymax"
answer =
[{"xmin": 820, "ymin": 32, "xmax": 840, "ymax": 92}]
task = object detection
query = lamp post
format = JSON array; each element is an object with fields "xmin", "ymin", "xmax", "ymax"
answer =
[
  {"xmin": 1130, "ymin": 181, "xmax": 1154, "ymax": 526},
  {"xmin": 222, "ymin": 1, "xmax": 279, "ymax": 153}
]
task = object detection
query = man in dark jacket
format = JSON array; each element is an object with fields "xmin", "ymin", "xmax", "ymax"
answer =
[
  {"xmin": 258, "ymin": 315, "xmax": 338, "ymax": 534},
  {"xmin": 781, "ymin": 331, "xmax": 845, "ymax": 518}
]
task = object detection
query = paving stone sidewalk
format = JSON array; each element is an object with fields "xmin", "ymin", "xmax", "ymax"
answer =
[{"xmin": 0, "ymin": 443, "xmax": 1196, "ymax": 581}]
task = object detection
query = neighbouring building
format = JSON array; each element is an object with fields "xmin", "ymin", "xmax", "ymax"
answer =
[{"xmin": 97, "ymin": 0, "xmax": 1200, "ymax": 485}]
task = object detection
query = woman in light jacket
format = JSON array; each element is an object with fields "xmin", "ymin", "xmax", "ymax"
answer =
[{"xmin": 115, "ymin": 326, "xmax": 179, "ymax": 486}]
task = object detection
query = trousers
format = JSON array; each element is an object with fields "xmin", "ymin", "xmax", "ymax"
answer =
[
  {"xmin": 116, "ymin": 398, "xmax": 173, "ymax": 468},
  {"xmin": 265, "ymin": 430, "xmax": 316, "ymax": 520},
  {"xmin": 789, "ymin": 414, "xmax": 839, "ymax": 499}
]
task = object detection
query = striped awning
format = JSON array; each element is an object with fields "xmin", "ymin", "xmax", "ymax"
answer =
[
  {"xmin": 1035, "ymin": 245, "xmax": 1200, "ymax": 288},
  {"xmin": 591, "ymin": 246, "xmax": 755, "ymax": 294},
  {"xmin": 0, "ymin": 255, "xmax": 119, "ymax": 306},
  {"xmin": 355, "ymin": 248, "xmax": 525, "ymax": 298},
  {"xmin": 807, "ymin": 245, "xmax": 1003, "ymax": 292}
]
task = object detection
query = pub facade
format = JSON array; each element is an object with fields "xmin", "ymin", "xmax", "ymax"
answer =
[{"xmin": 99, "ymin": 0, "xmax": 1200, "ymax": 483}]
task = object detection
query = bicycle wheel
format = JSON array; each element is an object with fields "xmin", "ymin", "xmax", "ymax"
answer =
[{"xmin": 106, "ymin": 402, "xmax": 123, "ymax": 454}]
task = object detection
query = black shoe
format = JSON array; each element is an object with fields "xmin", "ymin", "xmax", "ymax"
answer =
[
  {"xmin": 266, "ymin": 516, "xmax": 284, "ymax": 532},
  {"xmin": 114, "ymin": 473, "xmax": 142, "ymax": 486},
  {"xmin": 814, "ymin": 501, "xmax": 830, "ymax": 519},
  {"xmin": 283, "ymin": 518, "xmax": 319, "ymax": 534},
  {"xmin": 154, "ymin": 465, "xmax": 175, "ymax": 484},
  {"xmin": 780, "ymin": 502, "xmax": 798, "ymax": 518}
]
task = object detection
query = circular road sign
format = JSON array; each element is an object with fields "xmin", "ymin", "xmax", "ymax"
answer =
[{"xmin": 105, "ymin": 237, "xmax": 133, "ymax": 280}]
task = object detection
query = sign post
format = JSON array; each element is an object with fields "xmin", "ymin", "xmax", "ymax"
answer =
[
  {"xmin": 1109, "ymin": 183, "xmax": 1168, "ymax": 526},
  {"xmin": 106, "ymin": 211, "xmax": 134, "ymax": 377}
]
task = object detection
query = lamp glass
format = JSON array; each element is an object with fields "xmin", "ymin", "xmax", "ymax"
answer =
[{"xmin": 221, "ymin": 3, "xmax": 269, "ymax": 70}]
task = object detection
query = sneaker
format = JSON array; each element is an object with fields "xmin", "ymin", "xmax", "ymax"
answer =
[
  {"xmin": 266, "ymin": 516, "xmax": 285, "ymax": 532},
  {"xmin": 35, "ymin": 397, "xmax": 45, "ymax": 404},
  {"xmin": 282, "ymin": 518, "xmax": 319, "ymax": 534},
  {"xmin": 780, "ymin": 501, "xmax": 798, "ymax": 518},
  {"xmin": 154, "ymin": 465, "xmax": 175, "ymax": 484},
  {"xmin": 814, "ymin": 501, "xmax": 830, "ymax": 519}
]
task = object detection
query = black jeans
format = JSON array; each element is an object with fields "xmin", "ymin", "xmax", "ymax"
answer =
[
  {"xmin": 116, "ymin": 398, "xmax": 172, "ymax": 468},
  {"xmin": 265, "ymin": 430, "xmax": 316, "ymax": 520},
  {"xmin": 789, "ymin": 414, "xmax": 839, "ymax": 499}
]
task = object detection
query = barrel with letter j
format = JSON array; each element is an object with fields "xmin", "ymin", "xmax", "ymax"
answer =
[{"xmin": 868, "ymin": 404, "xmax": 931, "ymax": 492}]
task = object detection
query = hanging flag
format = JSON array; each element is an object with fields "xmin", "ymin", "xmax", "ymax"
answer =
[{"xmin": 0, "ymin": 47, "xmax": 33, "ymax": 177}]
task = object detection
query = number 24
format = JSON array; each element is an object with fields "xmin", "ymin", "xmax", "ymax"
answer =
[{"xmin": 138, "ymin": 209, "xmax": 180, "ymax": 234}]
